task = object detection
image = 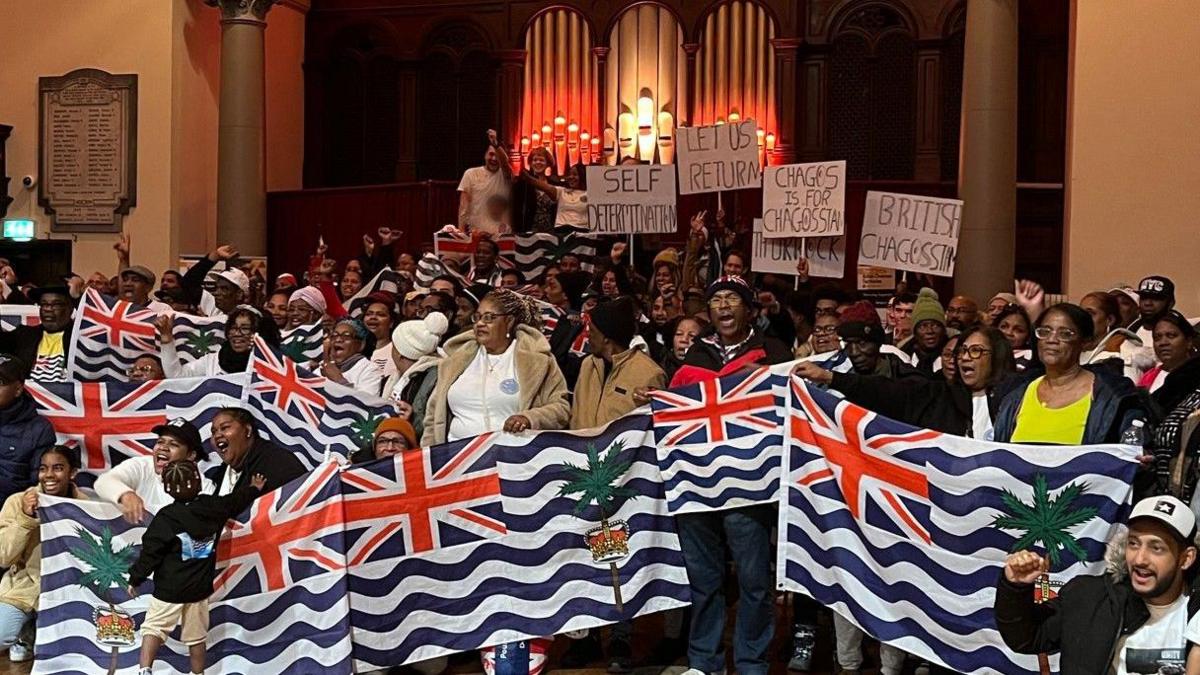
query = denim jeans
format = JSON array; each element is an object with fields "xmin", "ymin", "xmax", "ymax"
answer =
[
  {"xmin": 0, "ymin": 602, "xmax": 31, "ymax": 648},
  {"xmin": 677, "ymin": 504, "xmax": 775, "ymax": 675}
]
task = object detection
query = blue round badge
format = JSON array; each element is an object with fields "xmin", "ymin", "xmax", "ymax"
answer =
[{"xmin": 500, "ymin": 378, "xmax": 520, "ymax": 395}]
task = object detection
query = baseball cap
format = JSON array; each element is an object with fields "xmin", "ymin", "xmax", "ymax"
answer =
[
  {"xmin": 1108, "ymin": 285, "xmax": 1139, "ymax": 304},
  {"xmin": 151, "ymin": 418, "xmax": 207, "ymax": 460},
  {"xmin": 120, "ymin": 265, "xmax": 156, "ymax": 285},
  {"xmin": 208, "ymin": 268, "xmax": 249, "ymax": 295},
  {"xmin": 0, "ymin": 354, "xmax": 29, "ymax": 384},
  {"xmin": 275, "ymin": 273, "xmax": 298, "ymax": 288},
  {"xmin": 1137, "ymin": 276, "xmax": 1175, "ymax": 301},
  {"xmin": 1129, "ymin": 495, "xmax": 1196, "ymax": 543}
]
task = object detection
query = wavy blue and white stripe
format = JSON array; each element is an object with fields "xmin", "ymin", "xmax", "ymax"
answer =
[
  {"xmin": 35, "ymin": 497, "xmax": 353, "ymax": 675},
  {"xmin": 778, "ymin": 380, "xmax": 1139, "ymax": 675},
  {"xmin": 349, "ymin": 414, "xmax": 690, "ymax": 671}
]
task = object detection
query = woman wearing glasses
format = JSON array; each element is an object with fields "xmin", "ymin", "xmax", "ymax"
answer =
[
  {"xmin": 794, "ymin": 325, "xmax": 1016, "ymax": 440},
  {"xmin": 319, "ymin": 317, "xmax": 384, "ymax": 396},
  {"xmin": 421, "ymin": 288, "xmax": 569, "ymax": 445},
  {"xmin": 155, "ymin": 306, "xmax": 281, "ymax": 377},
  {"xmin": 994, "ymin": 303, "xmax": 1145, "ymax": 445}
]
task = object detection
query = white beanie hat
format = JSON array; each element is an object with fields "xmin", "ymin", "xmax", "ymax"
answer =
[{"xmin": 393, "ymin": 313, "xmax": 449, "ymax": 360}]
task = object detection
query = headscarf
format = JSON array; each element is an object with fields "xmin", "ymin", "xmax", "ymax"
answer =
[{"xmin": 289, "ymin": 286, "xmax": 327, "ymax": 314}]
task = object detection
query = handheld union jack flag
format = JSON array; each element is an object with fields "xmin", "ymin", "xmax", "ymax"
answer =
[
  {"xmin": 779, "ymin": 377, "xmax": 1140, "ymax": 675},
  {"xmin": 341, "ymin": 432, "xmax": 506, "ymax": 564},
  {"xmin": 27, "ymin": 376, "xmax": 245, "ymax": 482},
  {"xmin": 68, "ymin": 289, "xmax": 159, "ymax": 380},
  {"xmin": 0, "ymin": 304, "xmax": 39, "ymax": 331},
  {"xmin": 650, "ymin": 367, "xmax": 785, "ymax": 514},
  {"xmin": 246, "ymin": 337, "xmax": 397, "ymax": 468},
  {"xmin": 216, "ymin": 461, "xmax": 347, "ymax": 597}
]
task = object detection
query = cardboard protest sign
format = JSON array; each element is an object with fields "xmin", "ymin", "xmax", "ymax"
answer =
[
  {"xmin": 752, "ymin": 219, "xmax": 844, "ymax": 278},
  {"xmin": 585, "ymin": 165, "xmax": 677, "ymax": 234},
  {"xmin": 761, "ymin": 161, "xmax": 846, "ymax": 238},
  {"xmin": 858, "ymin": 191, "xmax": 962, "ymax": 277},
  {"xmin": 675, "ymin": 121, "xmax": 762, "ymax": 195}
]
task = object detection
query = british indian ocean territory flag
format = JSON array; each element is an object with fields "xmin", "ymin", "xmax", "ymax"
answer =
[{"xmin": 777, "ymin": 376, "xmax": 1139, "ymax": 674}]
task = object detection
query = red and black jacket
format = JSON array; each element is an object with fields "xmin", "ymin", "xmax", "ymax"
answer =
[{"xmin": 669, "ymin": 327, "xmax": 793, "ymax": 388}]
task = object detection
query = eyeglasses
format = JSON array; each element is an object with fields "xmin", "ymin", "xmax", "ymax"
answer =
[
  {"xmin": 330, "ymin": 331, "xmax": 360, "ymax": 341},
  {"xmin": 227, "ymin": 326, "xmax": 255, "ymax": 336},
  {"xmin": 812, "ymin": 325, "xmax": 839, "ymax": 336},
  {"xmin": 375, "ymin": 436, "xmax": 409, "ymax": 448},
  {"xmin": 1034, "ymin": 326, "xmax": 1078, "ymax": 342},
  {"xmin": 707, "ymin": 295, "xmax": 743, "ymax": 309},
  {"xmin": 127, "ymin": 364, "xmax": 158, "ymax": 376},
  {"xmin": 471, "ymin": 311, "xmax": 510, "ymax": 324},
  {"xmin": 958, "ymin": 345, "xmax": 992, "ymax": 360},
  {"xmin": 815, "ymin": 307, "xmax": 840, "ymax": 317}
]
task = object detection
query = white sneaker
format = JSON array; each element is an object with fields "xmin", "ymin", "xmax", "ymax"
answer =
[{"xmin": 8, "ymin": 641, "xmax": 31, "ymax": 662}]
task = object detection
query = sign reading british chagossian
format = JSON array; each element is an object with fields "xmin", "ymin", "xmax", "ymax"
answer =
[{"xmin": 858, "ymin": 191, "xmax": 962, "ymax": 277}]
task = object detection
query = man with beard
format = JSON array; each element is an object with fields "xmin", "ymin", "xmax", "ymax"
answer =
[
  {"xmin": 996, "ymin": 495, "xmax": 1199, "ymax": 674},
  {"xmin": 946, "ymin": 295, "xmax": 980, "ymax": 331}
]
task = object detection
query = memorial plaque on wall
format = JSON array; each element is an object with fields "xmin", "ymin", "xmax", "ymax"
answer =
[{"xmin": 38, "ymin": 69, "xmax": 137, "ymax": 232}]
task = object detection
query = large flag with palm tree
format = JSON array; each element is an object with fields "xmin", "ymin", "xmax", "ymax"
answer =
[{"xmin": 779, "ymin": 376, "xmax": 1140, "ymax": 675}]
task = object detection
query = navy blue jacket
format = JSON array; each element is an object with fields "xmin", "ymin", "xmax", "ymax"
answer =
[{"xmin": 0, "ymin": 394, "xmax": 56, "ymax": 502}]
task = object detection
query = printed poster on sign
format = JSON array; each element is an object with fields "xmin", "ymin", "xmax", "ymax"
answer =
[
  {"xmin": 751, "ymin": 219, "xmax": 843, "ymax": 279},
  {"xmin": 859, "ymin": 191, "xmax": 962, "ymax": 277},
  {"xmin": 674, "ymin": 120, "xmax": 762, "ymax": 195},
  {"xmin": 586, "ymin": 165, "xmax": 677, "ymax": 234},
  {"xmin": 761, "ymin": 161, "xmax": 846, "ymax": 239}
]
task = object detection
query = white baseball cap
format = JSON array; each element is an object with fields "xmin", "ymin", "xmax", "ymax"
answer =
[
  {"xmin": 207, "ymin": 268, "xmax": 249, "ymax": 295},
  {"xmin": 1129, "ymin": 495, "xmax": 1197, "ymax": 542}
]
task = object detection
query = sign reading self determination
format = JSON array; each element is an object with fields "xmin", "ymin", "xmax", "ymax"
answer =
[{"xmin": 586, "ymin": 165, "xmax": 678, "ymax": 234}]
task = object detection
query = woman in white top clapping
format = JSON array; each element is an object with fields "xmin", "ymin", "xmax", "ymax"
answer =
[{"xmin": 421, "ymin": 288, "xmax": 569, "ymax": 445}]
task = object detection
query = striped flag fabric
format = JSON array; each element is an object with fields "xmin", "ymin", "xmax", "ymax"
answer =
[
  {"xmin": 35, "ymin": 469, "xmax": 354, "ymax": 675},
  {"xmin": 170, "ymin": 313, "xmax": 225, "ymax": 363},
  {"xmin": 245, "ymin": 336, "xmax": 397, "ymax": 467},
  {"xmin": 26, "ymin": 375, "xmax": 246, "ymax": 485},
  {"xmin": 349, "ymin": 413, "xmax": 690, "ymax": 670},
  {"xmin": 512, "ymin": 228, "xmax": 598, "ymax": 284},
  {"xmin": 67, "ymin": 288, "xmax": 160, "ymax": 380},
  {"xmin": 0, "ymin": 304, "xmax": 39, "ymax": 330},
  {"xmin": 778, "ymin": 377, "xmax": 1139, "ymax": 674},
  {"xmin": 650, "ymin": 366, "xmax": 785, "ymax": 514},
  {"xmin": 343, "ymin": 267, "xmax": 405, "ymax": 316},
  {"xmin": 280, "ymin": 321, "xmax": 324, "ymax": 364}
]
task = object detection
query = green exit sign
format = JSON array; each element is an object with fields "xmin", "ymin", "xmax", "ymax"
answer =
[{"xmin": 2, "ymin": 219, "xmax": 34, "ymax": 242}]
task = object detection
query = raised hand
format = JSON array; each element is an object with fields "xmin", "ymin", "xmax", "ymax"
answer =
[
  {"xmin": 379, "ymin": 227, "xmax": 402, "ymax": 245},
  {"xmin": 250, "ymin": 474, "xmax": 267, "ymax": 491},
  {"xmin": 610, "ymin": 241, "xmax": 628, "ymax": 264},
  {"xmin": 362, "ymin": 234, "xmax": 376, "ymax": 256},
  {"xmin": 487, "ymin": 129, "xmax": 499, "ymax": 146},
  {"xmin": 795, "ymin": 257, "xmax": 810, "ymax": 283},
  {"xmin": 211, "ymin": 244, "xmax": 238, "ymax": 262},
  {"xmin": 154, "ymin": 314, "xmax": 174, "ymax": 343},
  {"xmin": 1014, "ymin": 279, "xmax": 1046, "ymax": 319},
  {"xmin": 114, "ymin": 232, "xmax": 131, "ymax": 257},
  {"xmin": 1004, "ymin": 550, "xmax": 1049, "ymax": 585}
]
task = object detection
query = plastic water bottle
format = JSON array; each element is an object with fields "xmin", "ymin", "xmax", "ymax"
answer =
[{"xmin": 1121, "ymin": 419, "xmax": 1146, "ymax": 447}]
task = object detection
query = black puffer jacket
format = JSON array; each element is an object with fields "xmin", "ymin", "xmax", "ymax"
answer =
[
  {"xmin": 993, "ymin": 365, "xmax": 1148, "ymax": 445},
  {"xmin": 0, "ymin": 394, "xmax": 55, "ymax": 502}
]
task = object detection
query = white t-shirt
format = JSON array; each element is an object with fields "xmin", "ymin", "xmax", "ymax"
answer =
[
  {"xmin": 93, "ymin": 455, "xmax": 215, "ymax": 514},
  {"xmin": 457, "ymin": 166, "xmax": 510, "ymax": 235},
  {"xmin": 971, "ymin": 393, "xmax": 994, "ymax": 441},
  {"xmin": 371, "ymin": 344, "xmax": 397, "ymax": 381},
  {"xmin": 555, "ymin": 188, "xmax": 588, "ymax": 228},
  {"xmin": 445, "ymin": 342, "xmax": 521, "ymax": 442},
  {"xmin": 1112, "ymin": 593, "xmax": 1188, "ymax": 674}
]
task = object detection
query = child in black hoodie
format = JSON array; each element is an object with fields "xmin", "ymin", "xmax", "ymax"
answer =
[{"xmin": 126, "ymin": 459, "xmax": 265, "ymax": 675}]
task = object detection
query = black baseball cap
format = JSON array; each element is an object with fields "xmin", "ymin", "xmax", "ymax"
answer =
[
  {"xmin": 1137, "ymin": 275, "xmax": 1175, "ymax": 301},
  {"xmin": 151, "ymin": 418, "xmax": 207, "ymax": 460}
]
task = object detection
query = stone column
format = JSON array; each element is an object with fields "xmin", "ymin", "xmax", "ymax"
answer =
[
  {"xmin": 207, "ymin": 0, "xmax": 276, "ymax": 257},
  {"xmin": 955, "ymin": 0, "xmax": 1018, "ymax": 301},
  {"xmin": 770, "ymin": 38, "xmax": 802, "ymax": 165}
]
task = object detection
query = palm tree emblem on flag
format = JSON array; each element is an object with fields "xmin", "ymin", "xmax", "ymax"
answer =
[
  {"xmin": 992, "ymin": 474, "xmax": 1098, "ymax": 570},
  {"xmin": 558, "ymin": 440, "xmax": 637, "ymax": 611},
  {"xmin": 70, "ymin": 526, "xmax": 138, "ymax": 674}
]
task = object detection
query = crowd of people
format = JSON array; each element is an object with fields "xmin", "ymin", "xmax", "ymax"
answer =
[{"xmin": 0, "ymin": 132, "xmax": 1197, "ymax": 674}]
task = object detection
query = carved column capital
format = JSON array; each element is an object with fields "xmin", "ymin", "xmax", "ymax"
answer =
[{"xmin": 206, "ymin": 0, "xmax": 277, "ymax": 24}]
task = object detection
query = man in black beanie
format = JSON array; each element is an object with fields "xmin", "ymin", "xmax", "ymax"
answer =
[{"xmin": 569, "ymin": 296, "xmax": 665, "ymax": 430}]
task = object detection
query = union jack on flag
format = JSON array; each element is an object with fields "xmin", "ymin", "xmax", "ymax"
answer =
[
  {"xmin": 216, "ymin": 461, "xmax": 348, "ymax": 597},
  {"xmin": 650, "ymin": 367, "xmax": 786, "ymax": 513},
  {"xmin": 67, "ymin": 289, "xmax": 159, "ymax": 380},
  {"xmin": 246, "ymin": 337, "xmax": 397, "ymax": 468},
  {"xmin": 0, "ymin": 304, "xmax": 39, "ymax": 331},
  {"xmin": 434, "ymin": 230, "xmax": 517, "ymax": 268},
  {"xmin": 341, "ymin": 433, "xmax": 506, "ymax": 564},
  {"xmin": 779, "ymin": 377, "xmax": 1140, "ymax": 674}
]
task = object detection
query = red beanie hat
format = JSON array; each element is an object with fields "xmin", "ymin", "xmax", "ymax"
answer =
[{"xmin": 839, "ymin": 300, "xmax": 881, "ymax": 326}]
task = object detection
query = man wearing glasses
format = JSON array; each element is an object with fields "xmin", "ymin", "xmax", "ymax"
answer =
[
  {"xmin": 667, "ymin": 275, "xmax": 795, "ymax": 675},
  {"xmin": 0, "ymin": 286, "xmax": 75, "ymax": 383}
]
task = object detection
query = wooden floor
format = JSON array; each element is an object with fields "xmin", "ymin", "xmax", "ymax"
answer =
[{"xmin": 0, "ymin": 653, "xmax": 30, "ymax": 675}]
